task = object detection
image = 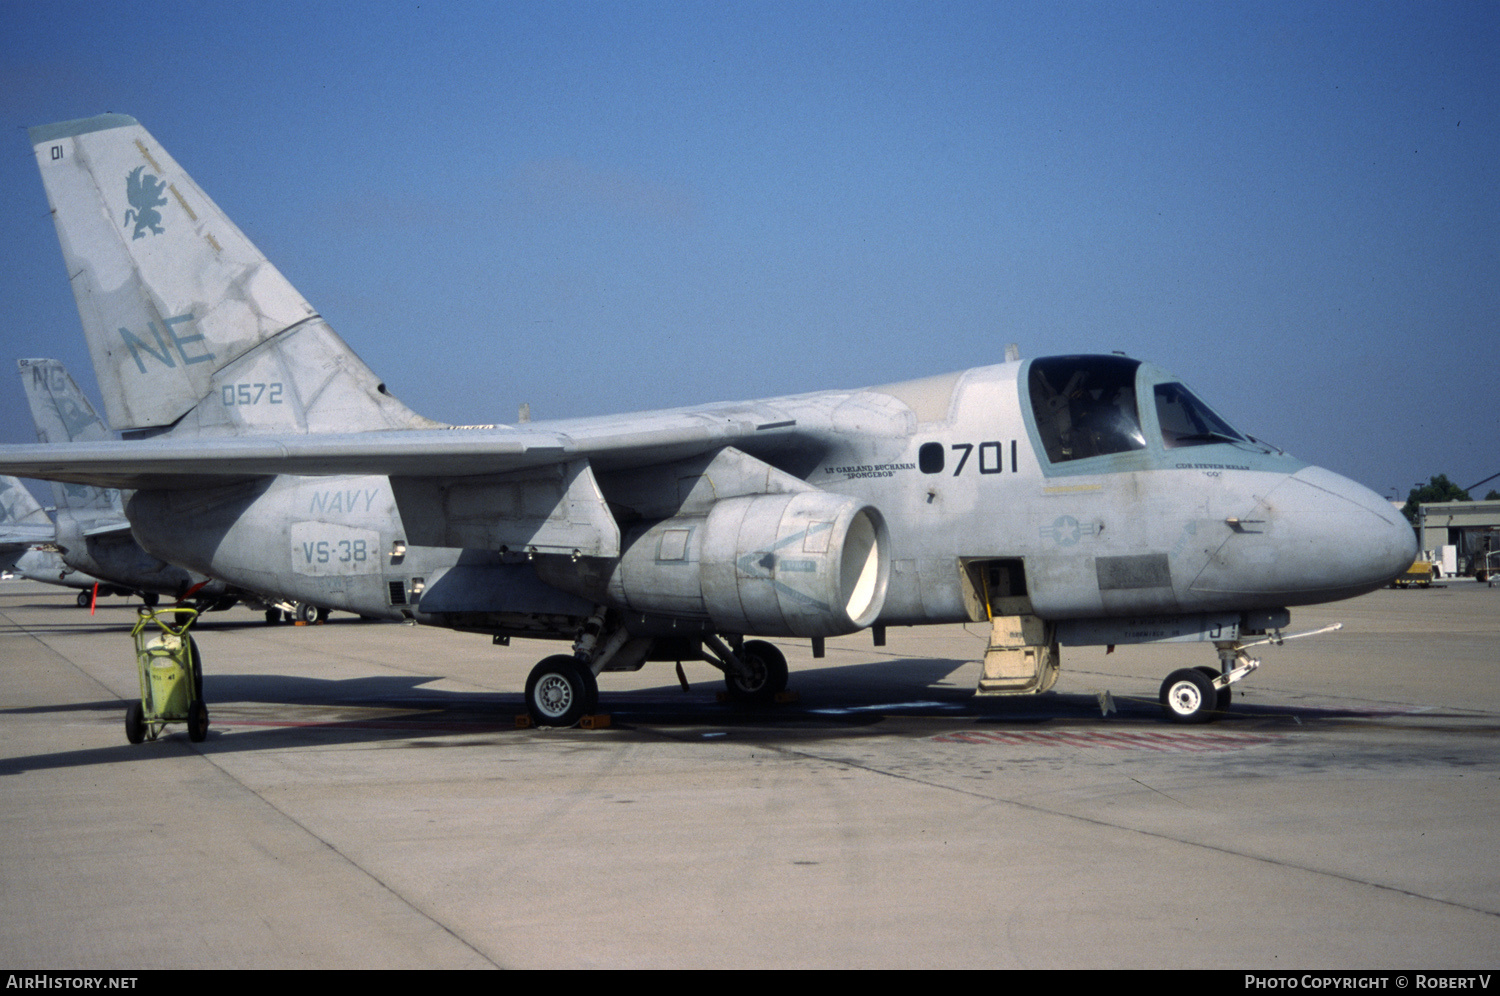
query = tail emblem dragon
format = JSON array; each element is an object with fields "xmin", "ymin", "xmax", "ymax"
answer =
[{"xmin": 123, "ymin": 166, "xmax": 167, "ymax": 239}]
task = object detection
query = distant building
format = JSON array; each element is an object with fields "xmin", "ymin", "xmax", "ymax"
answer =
[{"xmin": 1416, "ymin": 500, "xmax": 1500, "ymax": 576}]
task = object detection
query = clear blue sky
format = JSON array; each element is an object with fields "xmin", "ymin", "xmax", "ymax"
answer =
[{"xmin": 2, "ymin": 1, "xmax": 1495, "ymax": 500}]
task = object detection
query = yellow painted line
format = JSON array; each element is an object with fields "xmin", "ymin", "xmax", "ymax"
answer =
[
  {"xmin": 134, "ymin": 139, "xmax": 163, "ymax": 174},
  {"xmin": 1043, "ymin": 484, "xmax": 1102, "ymax": 494},
  {"xmin": 168, "ymin": 184, "xmax": 198, "ymax": 221}
]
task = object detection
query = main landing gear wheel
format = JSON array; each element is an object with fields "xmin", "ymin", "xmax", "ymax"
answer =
[
  {"xmin": 724, "ymin": 640, "xmax": 789, "ymax": 704},
  {"xmin": 525, "ymin": 655, "xmax": 598, "ymax": 727},
  {"xmin": 76, "ymin": 591, "xmax": 91, "ymax": 608},
  {"xmin": 1195, "ymin": 665, "xmax": 1232, "ymax": 712},
  {"xmin": 1160, "ymin": 668, "xmax": 1219, "ymax": 724}
]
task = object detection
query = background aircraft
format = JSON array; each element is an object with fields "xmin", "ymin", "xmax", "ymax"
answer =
[
  {"xmin": 16, "ymin": 357, "xmax": 328, "ymax": 621},
  {"xmin": 0, "ymin": 475, "xmax": 55, "ymax": 573},
  {"xmin": 0, "ymin": 114, "xmax": 1415, "ymax": 726}
]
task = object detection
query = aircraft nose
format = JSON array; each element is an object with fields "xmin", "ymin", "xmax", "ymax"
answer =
[
  {"xmin": 1190, "ymin": 466, "xmax": 1417, "ymax": 605},
  {"xmin": 1273, "ymin": 467, "xmax": 1416, "ymax": 597}
]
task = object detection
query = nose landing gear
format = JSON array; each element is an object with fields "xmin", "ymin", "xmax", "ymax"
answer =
[{"xmin": 1158, "ymin": 624, "xmax": 1343, "ymax": 723}]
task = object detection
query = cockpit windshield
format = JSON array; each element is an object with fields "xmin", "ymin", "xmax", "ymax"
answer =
[
  {"xmin": 1154, "ymin": 383, "xmax": 1247, "ymax": 448},
  {"xmin": 1028, "ymin": 356, "xmax": 1147, "ymax": 463}
]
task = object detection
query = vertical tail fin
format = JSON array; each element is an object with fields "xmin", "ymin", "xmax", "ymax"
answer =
[
  {"xmin": 17, "ymin": 359, "xmax": 124, "ymax": 517},
  {"xmin": 29, "ymin": 114, "xmax": 440, "ymax": 437},
  {"xmin": 0, "ymin": 475, "xmax": 54, "ymax": 571},
  {"xmin": 0, "ymin": 475, "xmax": 51, "ymax": 529}
]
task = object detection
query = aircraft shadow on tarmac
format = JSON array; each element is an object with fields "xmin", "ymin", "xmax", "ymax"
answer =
[{"xmin": 3, "ymin": 653, "xmax": 1464, "ymax": 778}]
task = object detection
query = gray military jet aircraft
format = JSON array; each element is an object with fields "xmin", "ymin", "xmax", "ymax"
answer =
[
  {"xmin": 0, "ymin": 474, "xmax": 120, "ymax": 606},
  {"xmin": 0, "ymin": 114, "xmax": 1415, "ymax": 725},
  {"xmin": 0, "ymin": 471, "xmax": 119, "ymax": 604}
]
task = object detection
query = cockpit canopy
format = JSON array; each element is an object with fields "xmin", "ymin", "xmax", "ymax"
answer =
[{"xmin": 1027, "ymin": 355, "xmax": 1249, "ymax": 466}]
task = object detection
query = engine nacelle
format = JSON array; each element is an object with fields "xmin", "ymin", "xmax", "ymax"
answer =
[{"xmin": 608, "ymin": 492, "xmax": 890, "ymax": 638}]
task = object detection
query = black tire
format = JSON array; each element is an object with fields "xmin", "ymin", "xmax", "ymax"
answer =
[
  {"xmin": 525, "ymin": 655, "xmax": 598, "ymax": 727},
  {"xmin": 1194, "ymin": 665, "xmax": 1232, "ymax": 713},
  {"xmin": 724, "ymin": 640, "xmax": 789, "ymax": 704},
  {"xmin": 293, "ymin": 602, "xmax": 317, "ymax": 624},
  {"xmin": 265, "ymin": 608, "xmax": 283, "ymax": 624},
  {"xmin": 141, "ymin": 592, "xmax": 159, "ymax": 607},
  {"xmin": 315, "ymin": 606, "xmax": 331, "ymax": 623},
  {"xmin": 187, "ymin": 700, "xmax": 209, "ymax": 742},
  {"xmin": 76, "ymin": 590, "xmax": 91, "ymax": 608},
  {"xmin": 1160, "ymin": 668, "xmax": 1217, "ymax": 724},
  {"xmin": 188, "ymin": 637, "xmax": 204, "ymax": 701},
  {"xmin": 125, "ymin": 700, "xmax": 146, "ymax": 744}
]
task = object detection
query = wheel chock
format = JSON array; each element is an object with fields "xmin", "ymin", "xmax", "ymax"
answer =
[{"xmin": 514, "ymin": 713, "xmax": 610, "ymax": 730}]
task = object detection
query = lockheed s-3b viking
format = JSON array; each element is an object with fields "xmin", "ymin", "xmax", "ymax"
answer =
[{"xmin": 0, "ymin": 114, "xmax": 1416, "ymax": 726}]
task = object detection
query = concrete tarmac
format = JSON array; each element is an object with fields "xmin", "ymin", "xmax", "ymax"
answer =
[{"xmin": 1, "ymin": 578, "xmax": 1496, "ymax": 969}]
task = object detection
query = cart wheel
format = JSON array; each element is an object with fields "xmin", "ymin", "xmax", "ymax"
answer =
[
  {"xmin": 187, "ymin": 700, "xmax": 209, "ymax": 742},
  {"xmin": 125, "ymin": 701, "xmax": 146, "ymax": 744},
  {"xmin": 188, "ymin": 637, "xmax": 204, "ymax": 700}
]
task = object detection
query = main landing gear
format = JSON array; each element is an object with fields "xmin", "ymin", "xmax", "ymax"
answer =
[
  {"xmin": 524, "ymin": 655, "xmax": 599, "ymax": 728},
  {"xmin": 520, "ymin": 609, "xmax": 791, "ymax": 727},
  {"xmin": 706, "ymin": 635, "xmax": 788, "ymax": 704},
  {"xmin": 1157, "ymin": 624, "xmax": 1343, "ymax": 723}
]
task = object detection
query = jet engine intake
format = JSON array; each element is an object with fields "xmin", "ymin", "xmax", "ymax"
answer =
[{"xmin": 608, "ymin": 492, "xmax": 889, "ymax": 638}]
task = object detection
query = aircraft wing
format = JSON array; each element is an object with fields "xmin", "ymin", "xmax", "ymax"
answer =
[{"xmin": 0, "ymin": 406, "xmax": 809, "ymax": 491}]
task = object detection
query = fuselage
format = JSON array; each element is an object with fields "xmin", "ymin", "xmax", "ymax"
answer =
[{"xmin": 124, "ymin": 354, "xmax": 1415, "ymax": 643}]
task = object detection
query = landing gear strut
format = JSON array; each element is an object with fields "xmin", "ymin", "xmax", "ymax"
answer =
[{"xmin": 1157, "ymin": 624, "xmax": 1343, "ymax": 723}]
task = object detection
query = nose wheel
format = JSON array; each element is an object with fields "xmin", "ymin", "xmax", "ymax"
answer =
[{"xmin": 1159, "ymin": 668, "xmax": 1222, "ymax": 723}]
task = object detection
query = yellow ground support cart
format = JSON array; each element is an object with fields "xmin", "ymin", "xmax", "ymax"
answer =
[
  {"xmin": 1394, "ymin": 558, "xmax": 1437, "ymax": 588},
  {"xmin": 126, "ymin": 608, "xmax": 208, "ymax": 744}
]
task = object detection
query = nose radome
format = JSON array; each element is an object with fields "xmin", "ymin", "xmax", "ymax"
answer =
[
  {"xmin": 1264, "ymin": 466, "xmax": 1417, "ymax": 600},
  {"xmin": 1189, "ymin": 465, "xmax": 1417, "ymax": 605}
]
